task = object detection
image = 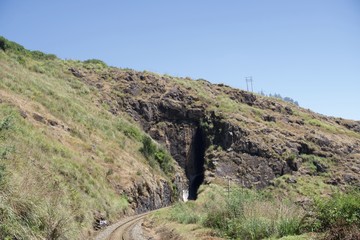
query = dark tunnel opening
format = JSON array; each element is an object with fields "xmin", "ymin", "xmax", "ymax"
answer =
[{"xmin": 186, "ymin": 126, "xmax": 206, "ymax": 200}]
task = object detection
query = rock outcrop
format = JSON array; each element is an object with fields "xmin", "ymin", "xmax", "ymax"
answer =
[{"xmin": 70, "ymin": 67, "xmax": 360, "ymax": 200}]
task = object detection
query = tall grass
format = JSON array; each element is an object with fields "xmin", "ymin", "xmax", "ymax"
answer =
[
  {"xmin": 0, "ymin": 44, "xmax": 147, "ymax": 238},
  {"xmin": 0, "ymin": 105, "xmax": 130, "ymax": 238},
  {"xmin": 0, "ymin": 38, "xmax": 184, "ymax": 238},
  {"xmin": 163, "ymin": 185, "xmax": 304, "ymax": 240}
]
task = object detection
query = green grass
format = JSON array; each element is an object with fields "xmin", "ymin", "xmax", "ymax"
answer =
[
  {"xmin": 299, "ymin": 189, "xmax": 360, "ymax": 239},
  {"xmin": 304, "ymin": 118, "xmax": 360, "ymax": 138},
  {"xmin": 0, "ymin": 41, "xmax": 175, "ymax": 238},
  {"xmin": 306, "ymin": 119, "xmax": 340, "ymax": 133},
  {"xmin": 312, "ymin": 190, "xmax": 360, "ymax": 230},
  {"xmin": 0, "ymin": 104, "xmax": 130, "ymax": 238},
  {"xmin": 158, "ymin": 183, "xmax": 355, "ymax": 239},
  {"xmin": 157, "ymin": 184, "xmax": 304, "ymax": 240},
  {"xmin": 2, "ymin": 35, "xmax": 360, "ymax": 239},
  {"xmin": 140, "ymin": 135, "xmax": 175, "ymax": 176}
]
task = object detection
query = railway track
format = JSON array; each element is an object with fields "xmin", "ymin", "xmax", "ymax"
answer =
[{"xmin": 95, "ymin": 210, "xmax": 158, "ymax": 240}]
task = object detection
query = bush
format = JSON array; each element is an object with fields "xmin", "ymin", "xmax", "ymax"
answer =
[
  {"xmin": 0, "ymin": 36, "xmax": 26, "ymax": 53},
  {"xmin": 83, "ymin": 59, "xmax": 107, "ymax": 67},
  {"xmin": 312, "ymin": 190, "xmax": 360, "ymax": 231},
  {"xmin": 140, "ymin": 136, "xmax": 174, "ymax": 175},
  {"xmin": 30, "ymin": 50, "xmax": 57, "ymax": 61},
  {"xmin": 141, "ymin": 136, "xmax": 157, "ymax": 159},
  {"xmin": 0, "ymin": 36, "xmax": 56, "ymax": 61}
]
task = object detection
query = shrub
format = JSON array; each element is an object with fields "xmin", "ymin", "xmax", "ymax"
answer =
[
  {"xmin": 0, "ymin": 36, "xmax": 26, "ymax": 53},
  {"xmin": 312, "ymin": 190, "xmax": 360, "ymax": 231},
  {"xmin": 83, "ymin": 59, "xmax": 107, "ymax": 67},
  {"xmin": 140, "ymin": 136, "xmax": 157, "ymax": 159},
  {"xmin": 30, "ymin": 50, "xmax": 57, "ymax": 61},
  {"xmin": 140, "ymin": 136, "xmax": 174, "ymax": 175}
]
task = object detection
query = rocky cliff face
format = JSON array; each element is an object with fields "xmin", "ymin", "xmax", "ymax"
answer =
[{"xmin": 70, "ymin": 67, "xmax": 360, "ymax": 200}]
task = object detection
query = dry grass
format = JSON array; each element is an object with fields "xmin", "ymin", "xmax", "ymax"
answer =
[
  {"xmin": 151, "ymin": 184, "xmax": 304, "ymax": 240},
  {"xmin": 0, "ymin": 48, "xmax": 173, "ymax": 238}
]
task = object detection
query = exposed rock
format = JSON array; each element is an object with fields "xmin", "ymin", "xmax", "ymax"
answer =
[
  {"xmin": 286, "ymin": 177, "xmax": 297, "ymax": 184},
  {"xmin": 325, "ymin": 178, "xmax": 340, "ymax": 186},
  {"xmin": 121, "ymin": 178, "xmax": 177, "ymax": 213},
  {"xmin": 313, "ymin": 160, "xmax": 327, "ymax": 173},
  {"xmin": 69, "ymin": 66, "xmax": 360, "ymax": 202},
  {"xmin": 263, "ymin": 115, "xmax": 276, "ymax": 122},
  {"xmin": 337, "ymin": 119, "xmax": 360, "ymax": 133},
  {"xmin": 343, "ymin": 174, "xmax": 358, "ymax": 185},
  {"xmin": 19, "ymin": 109, "xmax": 27, "ymax": 118},
  {"xmin": 286, "ymin": 157, "xmax": 301, "ymax": 171},
  {"xmin": 285, "ymin": 106, "xmax": 293, "ymax": 115},
  {"xmin": 48, "ymin": 119, "xmax": 58, "ymax": 126},
  {"xmin": 69, "ymin": 67, "xmax": 84, "ymax": 78},
  {"xmin": 33, "ymin": 113, "xmax": 46, "ymax": 123}
]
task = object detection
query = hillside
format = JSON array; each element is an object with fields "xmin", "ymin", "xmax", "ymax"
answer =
[
  {"xmin": 65, "ymin": 48, "xmax": 360, "ymax": 198},
  {"xmin": 0, "ymin": 37, "xmax": 187, "ymax": 239},
  {"xmin": 1, "ymin": 36, "xmax": 360, "ymax": 239}
]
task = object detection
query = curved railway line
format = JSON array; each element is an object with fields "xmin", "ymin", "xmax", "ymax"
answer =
[{"xmin": 95, "ymin": 210, "xmax": 159, "ymax": 240}]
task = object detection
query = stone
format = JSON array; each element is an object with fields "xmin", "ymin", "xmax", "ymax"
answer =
[
  {"xmin": 263, "ymin": 115, "xmax": 276, "ymax": 122},
  {"xmin": 285, "ymin": 177, "xmax": 297, "ymax": 183},
  {"xmin": 48, "ymin": 119, "xmax": 58, "ymax": 126},
  {"xmin": 19, "ymin": 110, "xmax": 27, "ymax": 118},
  {"xmin": 313, "ymin": 160, "xmax": 327, "ymax": 173},
  {"xmin": 32, "ymin": 113, "xmax": 46, "ymax": 124}
]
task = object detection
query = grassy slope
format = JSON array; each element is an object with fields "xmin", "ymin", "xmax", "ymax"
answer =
[
  {"xmin": 0, "ymin": 39, "xmax": 173, "ymax": 239},
  {"xmin": 1, "ymin": 37, "xmax": 359, "ymax": 239}
]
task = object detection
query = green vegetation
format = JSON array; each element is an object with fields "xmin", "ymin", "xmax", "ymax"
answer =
[
  {"xmin": 302, "ymin": 116, "xmax": 360, "ymax": 138},
  {"xmin": 0, "ymin": 36, "xmax": 175, "ymax": 238},
  {"xmin": 156, "ymin": 185, "xmax": 304, "ymax": 240},
  {"xmin": 306, "ymin": 118, "xmax": 341, "ymax": 133},
  {"xmin": 305, "ymin": 190, "xmax": 360, "ymax": 239},
  {"xmin": 141, "ymin": 135, "xmax": 174, "ymax": 175},
  {"xmin": 0, "ymin": 103, "xmax": 129, "ymax": 239},
  {"xmin": 2, "ymin": 36, "xmax": 360, "ymax": 239},
  {"xmin": 83, "ymin": 58, "xmax": 108, "ymax": 68},
  {"xmin": 155, "ymin": 185, "xmax": 360, "ymax": 239},
  {"xmin": 0, "ymin": 36, "xmax": 57, "ymax": 61}
]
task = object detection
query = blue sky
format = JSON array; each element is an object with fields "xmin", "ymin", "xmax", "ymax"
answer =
[{"xmin": 1, "ymin": 1, "xmax": 359, "ymax": 120}]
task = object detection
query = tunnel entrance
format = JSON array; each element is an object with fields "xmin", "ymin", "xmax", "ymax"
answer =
[{"xmin": 186, "ymin": 126, "xmax": 206, "ymax": 200}]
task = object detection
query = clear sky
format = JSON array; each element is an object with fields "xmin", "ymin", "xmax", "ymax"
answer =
[{"xmin": 1, "ymin": 1, "xmax": 359, "ymax": 120}]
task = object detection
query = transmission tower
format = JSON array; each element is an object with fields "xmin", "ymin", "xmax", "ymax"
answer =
[{"xmin": 245, "ymin": 76, "xmax": 253, "ymax": 92}]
